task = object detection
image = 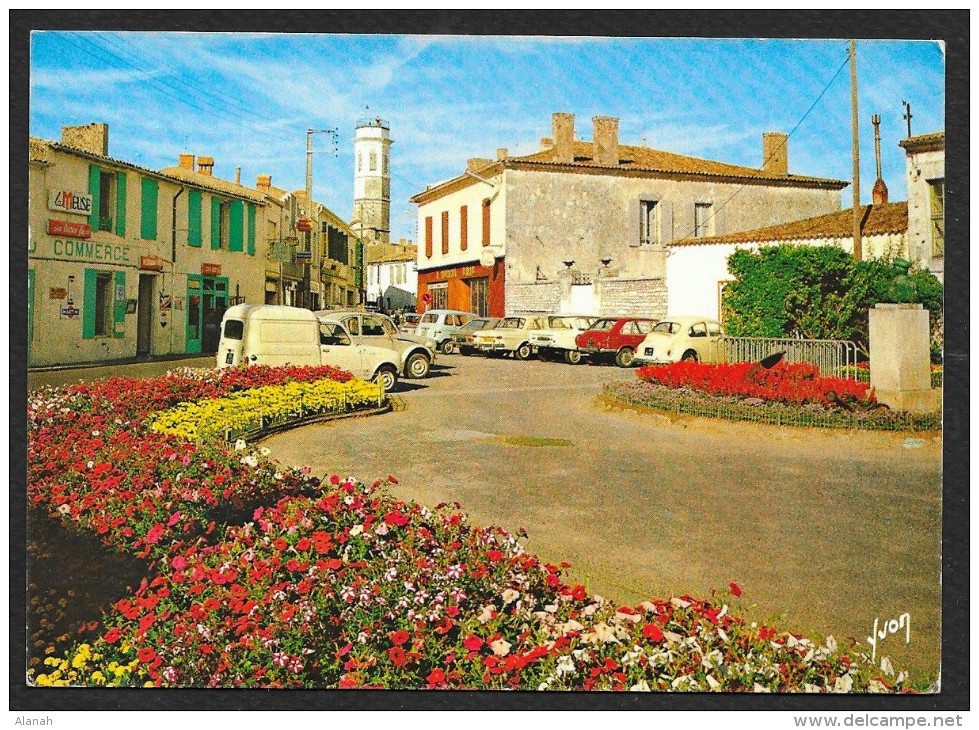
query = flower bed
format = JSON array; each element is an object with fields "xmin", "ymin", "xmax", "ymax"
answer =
[
  {"xmin": 27, "ymin": 370, "xmax": 912, "ymax": 691},
  {"xmin": 623, "ymin": 361, "xmax": 940, "ymax": 432}
]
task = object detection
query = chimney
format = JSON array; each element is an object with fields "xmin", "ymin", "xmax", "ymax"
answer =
[
  {"xmin": 552, "ymin": 112, "xmax": 575, "ymax": 164},
  {"xmin": 871, "ymin": 114, "xmax": 889, "ymax": 205},
  {"xmin": 60, "ymin": 123, "xmax": 109, "ymax": 156},
  {"xmin": 197, "ymin": 156, "xmax": 215, "ymax": 176},
  {"xmin": 235, "ymin": 166, "xmax": 241, "ymax": 185},
  {"xmin": 540, "ymin": 137, "xmax": 553, "ymax": 149},
  {"xmin": 762, "ymin": 132, "xmax": 788, "ymax": 176},
  {"xmin": 178, "ymin": 153, "xmax": 195, "ymax": 170},
  {"xmin": 496, "ymin": 147, "xmax": 508, "ymax": 160},
  {"xmin": 256, "ymin": 174, "xmax": 272, "ymax": 192},
  {"xmin": 592, "ymin": 116, "xmax": 619, "ymax": 167}
]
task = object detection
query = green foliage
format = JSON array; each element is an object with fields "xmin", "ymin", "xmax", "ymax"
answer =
[{"xmin": 722, "ymin": 245, "xmax": 944, "ymax": 356}]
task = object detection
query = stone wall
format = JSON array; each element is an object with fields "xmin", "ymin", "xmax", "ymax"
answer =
[
  {"xmin": 507, "ymin": 282, "xmax": 562, "ymax": 314},
  {"xmin": 597, "ymin": 278, "xmax": 668, "ymax": 318}
]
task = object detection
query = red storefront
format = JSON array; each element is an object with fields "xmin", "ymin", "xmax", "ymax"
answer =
[{"xmin": 416, "ymin": 258, "xmax": 505, "ymax": 317}]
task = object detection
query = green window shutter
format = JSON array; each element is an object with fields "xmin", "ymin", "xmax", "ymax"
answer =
[
  {"xmin": 229, "ymin": 200, "xmax": 244, "ymax": 252},
  {"xmin": 211, "ymin": 196, "xmax": 221, "ymax": 249},
  {"xmin": 247, "ymin": 203, "xmax": 257, "ymax": 255},
  {"xmin": 113, "ymin": 270, "xmax": 126, "ymax": 337},
  {"xmin": 188, "ymin": 189, "xmax": 202, "ymax": 247},
  {"xmin": 115, "ymin": 172, "xmax": 127, "ymax": 237},
  {"xmin": 82, "ymin": 268, "xmax": 98, "ymax": 339},
  {"xmin": 140, "ymin": 177, "xmax": 159, "ymax": 240},
  {"xmin": 88, "ymin": 165, "xmax": 101, "ymax": 228}
]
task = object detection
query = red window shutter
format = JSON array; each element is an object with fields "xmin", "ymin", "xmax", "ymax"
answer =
[
  {"xmin": 482, "ymin": 198, "xmax": 491, "ymax": 246},
  {"xmin": 460, "ymin": 205, "xmax": 468, "ymax": 252},
  {"xmin": 441, "ymin": 211, "xmax": 449, "ymax": 255},
  {"xmin": 425, "ymin": 216, "xmax": 433, "ymax": 258}
]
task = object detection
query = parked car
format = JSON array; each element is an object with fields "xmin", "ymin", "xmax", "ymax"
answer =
[
  {"xmin": 414, "ymin": 309, "xmax": 474, "ymax": 354},
  {"xmin": 528, "ymin": 315, "xmax": 597, "ymax": 364},
  {"xmin": 632, "ymin": 316, "xmax": 725, "ymax": 366},
  {"xmin": 575, "ymin": 316, "xmax": 658, "ymax": 367},
  {"xmin": 398, "ymin": 312, "xmax": 422, "ymax": 334},
  {"xmin": 315, "ymin": 310, "xmax": 436, "ymax": 380},
  {"xmin": 217, "ymin": 304, "xmax": 404, "ymax": 390},
  {"xmin": 472, "ymin": 314, "xmax": 550, "ymax": 360},
  {"xmin": 449, "ymin": 317, "xmax": 501, "ymax": 355}
]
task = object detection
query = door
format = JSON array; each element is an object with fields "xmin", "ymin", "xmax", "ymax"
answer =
[
  {"xmin": 201, "ymin": 276, "xmax": 228, "ymax": 355},
  {"xmin": 318, "ymin": 322, "xmax": 366, "ymax": 378},
  {"xmin": 469, "ymin": 277, "xmax": 488, "ymax": 317},
  {"xmin": 186, "ymin": 275, "xmax": 202, "ymax": 353},
  {"xmin": 136, "ymin": 274, "xmax": 154, "ymax": 356}
]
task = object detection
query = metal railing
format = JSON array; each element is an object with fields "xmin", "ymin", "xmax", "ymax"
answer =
[{"xmin": 720, "ymin": 337, "xmax": 860, "ymax": 380}]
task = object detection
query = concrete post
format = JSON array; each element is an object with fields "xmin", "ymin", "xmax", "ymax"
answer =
[{"xmin": 869, "ymin": 303, "xmax": 938, "ymax": 413}]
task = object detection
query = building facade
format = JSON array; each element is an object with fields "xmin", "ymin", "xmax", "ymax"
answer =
[
  {"xmin": 366, "ymin": 241, "xmax": 418, "ymax": 312},
  {"xmin": 410, "ymin": 112, "xmax": 847, "ymax": 318},
  {"xmin": 352, "ymin": 117, "xmax": 392, "ymax": 244},
  {"xmin": 899, "ymin": 132, "xmax": 945, "ymax": 283},
  {"xmin": 28, "ymin": 125, "xmax": 266, "ymax": 367},
  {"xmin": 666, "ymin": 202, "xmax": 909, "ymax": 321}
]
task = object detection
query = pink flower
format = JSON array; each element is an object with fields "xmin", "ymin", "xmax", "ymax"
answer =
[{"xmin": 171, "ymin": 556, "xmax": 187, "ymax": 571}]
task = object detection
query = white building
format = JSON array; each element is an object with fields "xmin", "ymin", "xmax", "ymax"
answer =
[
  {"xmin": 366, "ymin": 241, "xmax": 418, "ymax": 312},
  {"xmin": 352, "ymin": 117, "xmax": 392, "ymax": 244},
  {"xmin": 666, "ymin": 202, "xmax": 909, "ymax": 321},
  {"xmin": 899, "ymin": 132, "xmax": 944, "ymax": 283}
]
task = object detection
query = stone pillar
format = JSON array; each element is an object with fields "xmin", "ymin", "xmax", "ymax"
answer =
[{"xmin": 869, "ymin": 303, "xmax": 937, "ymax": 413}]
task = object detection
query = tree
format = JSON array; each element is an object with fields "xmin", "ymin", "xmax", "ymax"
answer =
[{"xmin": 721, "ymin": 244, "xmax": 943, "ymax": 357}]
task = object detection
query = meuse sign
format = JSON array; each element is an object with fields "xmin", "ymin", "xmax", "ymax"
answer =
[{"xmin": 48, "ymin": 190, "xmax": 93, "ymax": 216}]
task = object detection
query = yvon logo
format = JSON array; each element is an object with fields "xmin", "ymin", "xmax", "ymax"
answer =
[{"xmin": 48, "ymin": 189, "xmax": 93, "ymax": 216}]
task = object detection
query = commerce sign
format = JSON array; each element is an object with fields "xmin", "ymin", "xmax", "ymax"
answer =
[
  {"xmin": 48, "ymin": 190, "xmax": 93, "ymax": 216},
  {"xmin": 47, "ymin": 219, "xmax": 93, "ymax": 239},
  {"xmin": 49, "ymin": 238, "xmax": 132, "ymax": 264}
]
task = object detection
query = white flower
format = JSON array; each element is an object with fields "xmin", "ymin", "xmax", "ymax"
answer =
[
  {"xmin": 349, "ymin": 524, "xmax": 363, "ymax": 537},
  {"xmin": 490, "ymin": 638, "xmax": 512, "ymax": 656},
  {"xmin": 803, "ymin": 683, "xmax": 822, "ymax": 693},
  {"xmin": 585, "ymin": 622, "xmax": 619, "ymax": 645},
  {"xmin": 555, "ymin": 655, "xmax": 576, "ymax": 677},
  {"xmin": 867, "ymin": 680, "xmax": 889, "ymax": 693},
  {"xmin": 705, "ymin": 674, "xmax": 722, "ymax": 691},
  {"xmin": 825, "ymin": 635, "xmax": 838, "ymax": 653},
  {"xmin": 374, "ymin": 523, "xmax": 389, "ymax": 536},
  {"xmin": 477, "ymin": 604, "xmax": 496, "ymax": 624},
  {"xmin": 753, "ymin": 682, "xmax": 771, "ymax": 693},
  {"xmin": 259, "ymin": 447, "xmax": 271, "ymax": 456},
  {"xmin": 880, "ymin": 656, "xmax": 895, "ymax": 676},
  {"xmin": 833, "ymin": 674, "xmax": 854, "ymax": 693},
  {"xmin": 234, "ymin": 439, "xmax": 247, "ymax": 451},
  {"xmin": 501, "ymin": 588, "xmax": 520, "ymax": 605},
  {"xmin": 629, "ymin": 680, "xmax": 651, "ymax": 692}
]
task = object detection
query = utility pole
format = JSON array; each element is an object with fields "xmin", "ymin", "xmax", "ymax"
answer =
[
  {"xmin": 850, "ymin": 39, "xmax": 862, "ymax": 261},
  {"xmin": 902, "ymin": 100, "xmax": 914, "ymax": 138},
  {"xmin": 303, "ymin": 127, "xmax": 337, "ymax": 309}
]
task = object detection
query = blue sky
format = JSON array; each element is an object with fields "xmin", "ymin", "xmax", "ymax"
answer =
[{"xmin": 29, "ymin": 32, "xmax": 945, "ymax": 243}]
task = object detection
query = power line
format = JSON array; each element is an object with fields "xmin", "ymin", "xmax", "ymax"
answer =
[{"xmin": 673, "ymin": 45, "xmax": 852, "ymax": 244}]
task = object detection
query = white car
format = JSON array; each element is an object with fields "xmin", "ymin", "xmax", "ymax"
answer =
[
  {"xmin": 414, "ymin": 309, "xmax": 474, "ymax": 355},
  {"xmin": 316, "ymin": 310, "xmax": 436, "ymax": 381},
  {"xmin": 632, "ymin": 316, "xmax": 725, "ymax": 366},
  {"xmin": 472, "ymin": 314, "xmax": 549, "ymax": 360},
  {"xmin": 528, "ymin": 315, "xmax": 597, "ymax": 365}
]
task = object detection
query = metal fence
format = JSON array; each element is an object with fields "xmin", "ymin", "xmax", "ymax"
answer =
[{"xmin": 720, "ymin": 337, "xmax": 860, "ymax": 380}]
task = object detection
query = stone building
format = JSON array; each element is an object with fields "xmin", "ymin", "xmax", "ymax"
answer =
[
  {"xmin": 410, "ymin": 112, "xmax": 848, "ymax": 318},
  {"xmin": 352, "ymin": 117, "xmax": 392, "ymax": 244},
  {"xmin": 667, "ymin": 202, "xmax": 909, "ymax": 321},
  {"xmin": 899, "ymin": 132, "xmax": 945, "ymax": 283},
  {"xmin": 28, "ymin": 124, "xmax": 266, "ymax": 366}
]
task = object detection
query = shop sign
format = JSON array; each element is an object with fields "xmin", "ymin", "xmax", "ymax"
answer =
[
  {"xmin": 48, "ymin": 190, "xmax": 93, "ymax": 216},
  {"xmin": 60, "ymin": 299, "xmax": 80, "ymax": 319},
  {"xmin": 49, "ymin": 287, "xmax": 68, "ymax": 300},
  {"xmin": 50, "ymin": 238, "xmax": 132, "ymax": 264},
  {"xmin": 295, "ymin": 251, "xmax": 312, "ymax": 262},
  {"xmin": 297, "ymin": 218, "xmax": 313, "ymax": 232},
  {"xmin": 47, "ymin": 219, "xmax": 92, "ymax": 239},
  {"xmin": 202, "ymin": 263, "xmax": 222, "ymax": 276},
  {"xmin": 140, "ymin": 255, "xmax": 165, "ymax": 271}
]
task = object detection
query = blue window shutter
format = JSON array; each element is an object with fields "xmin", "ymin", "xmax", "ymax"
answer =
[
  {"xmin": 115, "ymin": 172, "xmax": 127, "ymax": 237},
  {"xmin": 82, "ymin": 268, "xmax": 98, "ymax": 339}
]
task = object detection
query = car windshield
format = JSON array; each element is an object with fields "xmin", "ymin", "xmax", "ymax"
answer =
[
  {"xmin": 460, "ymin": 319, "xmax": 488, "ymax": 332},
  {"xmin": 546, "ymin": 317, "xmax": 571, "ymax": 329},
  {"xmin": 499, "ymin": 318, "xmax": 524, "ymax": 329},
  {"xmin": 652, "ymin": 321, "xmax": 681, "ymax": 334},
  {"xmin": 421, "ymin": 313, "xmax": 439, "ymax": 324},
  {"xmin": 590, "ymin": 319, "xmax": 616, "ymax": 332}
]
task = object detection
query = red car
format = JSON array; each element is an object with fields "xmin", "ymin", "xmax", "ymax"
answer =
[{"xmin": 575, "ymin": 317, "xmax": 658, "ymax": 367}]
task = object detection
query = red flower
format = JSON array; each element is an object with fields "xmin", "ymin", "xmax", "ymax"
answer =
[
  {"xmin": 388, "ymin": 647, "xmax": 407, "ymax": 667},
  {"xmin": 144, "ymin": 523, "xmax": 165, "ymax": 544},
  {"xmin": 463, "ymin": 635, "xmax": 484, "ymax": 651},
  {"xmin": 137, "ymin": 647, "xmax": 157, "ymax": 663},
  {"xmin": 570, "ymin": 584, "xmax": 587, "ymax": 601},
  {"xmin": 426, "ymin": 668, "xmax": 446, "ymax": 686},
  {"xmin": 642, "ymin": 622, "xmax": 665, "ymax": 643},
  {"xmin": 390, "ymin": 630, "xmax": 410, "ymax": 646},
  {"xmin": 103, "ymin": 627, "xmax": 121, "ymax": 644},
  {"xmin": 729, "ymin": 581, "xmax": 743, "ymax": 598},
  {"xmin": 486, "ymin": 549, "xmax": 504, "ymax": 563},
  {"xmin": 387, "ymin": 475, "xmax": 399, "ymax": 484},
  {"xmin": 383, "ymin": 510, "xmax": 410, "ymax": 527}
]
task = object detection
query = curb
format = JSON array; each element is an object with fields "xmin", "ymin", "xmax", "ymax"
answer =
[{"xmin": 249, "ymin": 403, "xmax": 393, "ymax": 443}]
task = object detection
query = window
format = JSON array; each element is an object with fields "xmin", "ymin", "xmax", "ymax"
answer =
[
  {"xmin": 460, "ymin": 205, "xmax": 468, "ymax": 252},
  {"xmin": 690, "ymin": 322, "xmax": 708, "ymax": 338},
  {"xmin": 88, "ymin": 166, "xmax": 127, "ymax": 235},
  {"xmin": 482, "ymin": 198, "xmax": 491, "ymax": 246},
  {"xmin": 928, "ymin": 179, "xmax": 944, "ymax": 257},
  {"xmin": 357, "ymin": 152, "xmax": 362, "ymax": 172},
  {"xmin": 429, "ymin": 283, "xmax": 448, "ymax": 310},
  {"xmin": 470, "ymin": 277, "xmax": 488, "ymax": 316},
  {"xmin": 82, "ymin": 268, "xmax": 125, "ymax": 339},
  {"xmin": 425, "ymin": 216, "xmax": 433, "ymax": 258},
  {"xmin": 99, "ymin": 173, "xmax": 114, "ymax": 232},
  {"xmin": 640, "ymin": 200, "xmax": 659, "ymax": 246},
  {"xmin": 94, "ymin": 273, "xmax": 112, "ymax": 336},
  {"xmin": 694, "ymin": 202, "xmax": 714, "ymax": 238},
  {"xmin": 383, "ymin": 150, "xmax": 389, "ymax": 174},
  {"xmin": 441, "ymin": 211, "xmax": 449, "ymax": 255},
  {"xmin": 369, "ymin": 151, "xmax": 377, "ymax": 171}
]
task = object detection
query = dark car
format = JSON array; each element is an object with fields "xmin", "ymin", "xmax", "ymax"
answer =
[
  {"xmin": 449, "ymin": 317, "xmax": 501, "ymax": 355},
  {"xmin": 574, "ymin": 316, "xmax": 658, "ymax": 367}
]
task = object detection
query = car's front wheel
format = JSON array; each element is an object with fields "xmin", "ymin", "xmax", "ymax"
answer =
[
  {"xmin": 373, "ymin": 366, "xmax": 398, "ymax": 392},
  {"xmin": 405, "ymin": 352, "xmax": 431, "ymax": 379},
  {"xmin": 440, "ymin": 340, "xmax": 455, "ymax": 355},
  {"xmin": 564, "ymin": 349, "xmax": 582, "ymax": 365},
  {"xmin": 681, "ymin": 350, "xmax": 699, "ymax": 362},
  {"xmin": 615, "ymin": 347, "xmax": 635, "ymax": 368},
  {"xmin": 515, "ymin": 342, "xmax": 533, "ymax": 361}
]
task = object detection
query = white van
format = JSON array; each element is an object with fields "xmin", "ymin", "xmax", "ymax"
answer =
[{"xmin": 216, "ymin": 304, "xmax": 403, "ymax": 390}]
